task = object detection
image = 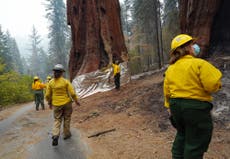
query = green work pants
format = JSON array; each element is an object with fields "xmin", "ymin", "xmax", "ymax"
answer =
[
  {"xmin": 114, "ymin": 73, "xmax": 120, "ymax": 90},
  {"xmin": 52, "ymin": 102, "xmax": 73, "ymax": 138},
  {"xmin": 34, "ymin": 90, "xmax": 45, "ymax": 110},
  {"xmin": 169, "ymin": 98, "xmax": 213, "ymax": 159}
]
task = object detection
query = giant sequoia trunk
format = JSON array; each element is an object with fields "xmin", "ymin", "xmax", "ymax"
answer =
[
  {"xmin": 67, "ymin": 0, "xmax": 128, "ymax": 81},
  {"xmin": 209, "ymin": 0, "xmax": 230, "ymax": 55},
  {"xmin": 179, "ymin": 0, "xmax": 230, "ymax": 56}
]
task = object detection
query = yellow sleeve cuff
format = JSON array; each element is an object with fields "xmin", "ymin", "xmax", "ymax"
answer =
[{"xmin": 164, "ymin": 100, "xmax": 169, "ymax": 108}]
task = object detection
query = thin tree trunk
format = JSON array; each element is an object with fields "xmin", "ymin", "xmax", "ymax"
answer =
[{"xmin": 154, "ymin": 0, "xmax": 162, "ymax": 68}]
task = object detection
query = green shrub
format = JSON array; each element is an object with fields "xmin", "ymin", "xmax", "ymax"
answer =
[{"xmin": 0, "ymin": 73, "xmax": 33, "ymax": 107}]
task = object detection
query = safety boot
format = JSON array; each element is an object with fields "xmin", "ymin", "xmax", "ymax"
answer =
[
  {"xmin": 63, "ymin": 133, "xmax": 72, "ymax": 140},
  {"xmin": 52, "ymin": 136, "xmax": 59, "ymax": 146}
]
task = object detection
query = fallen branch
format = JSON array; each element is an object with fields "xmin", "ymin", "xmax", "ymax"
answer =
[
  {"xmin": 88, "ymin": 128, "xmax": 116, "ymax": 138},
  {"xmin": 79, "ymin": 112, "xmax": 100, "ymax": 123}
]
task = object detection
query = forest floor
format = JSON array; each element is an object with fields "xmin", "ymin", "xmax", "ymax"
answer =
[
  {"xmin": 0, "ymin": 56, "xmax": 229, "ymax": 159},
  {"xmin": 72, "ymin": 55, "xmax": 230, "ymax": 159}
]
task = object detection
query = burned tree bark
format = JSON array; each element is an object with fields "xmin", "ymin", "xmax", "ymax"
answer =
[
  {"xmin": 209, "ymin": 0, "xmax": 230, "ymax": 55},
  {"xmin": 67, "ymin": 0, "xmax": 128, "ymax": 81},
  {"xmin": 179, "ymin": 0, "xmax": 221, "ymax": 56}
]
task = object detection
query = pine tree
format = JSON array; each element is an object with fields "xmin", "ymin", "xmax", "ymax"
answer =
[
  {"xmin": 45, "ymin": 0, "xmax": 70, "ymax": 69},
  {"xmin": 28, "ymin": 26, "xmax": 42, "ymax": 76},
  {"xmin": 5, "ymin": 31, "xmax": 24, "ymax": 73},
  {"xmin": 162, "ymin": 0, "xmax": 179, "ymax": 61},
  {"xmin": 131, "ymin": 0, "xmax": 163, "ymax": 70},
  {"xmin": 0, "ymin": 26, "xmax": 13, "ymax": 72}
]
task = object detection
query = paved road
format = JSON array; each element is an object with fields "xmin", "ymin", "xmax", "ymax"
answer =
[
  {"xmin": 0, "ymin": 104, "xmax": 32, "ymax": 134},
  {"xmin": 28, "ymin": 129, "xmax": 88, "ymax": 159},
  {"xmin": 0, "ymin": 103, "xmax": 88, "ymax": 159}
]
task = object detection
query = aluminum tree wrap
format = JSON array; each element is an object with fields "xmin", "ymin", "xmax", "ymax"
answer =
[
  {"xmin": 67, "ymin": 0, "xmax": 129, "ymax": 97},
  {"xmin": 67, "ymin": 0, "xmax": 129, "ymax": 81}
]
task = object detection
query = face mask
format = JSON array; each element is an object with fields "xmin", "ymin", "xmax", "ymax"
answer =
[{"xmin": 192, "ymin": 44, "xmax": 200, "ymax": 56}]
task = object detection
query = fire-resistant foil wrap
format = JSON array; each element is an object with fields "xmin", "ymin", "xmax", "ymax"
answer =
[{"xmin": 72, "ymin": 62, "xmax": 130, "ymax": 98}]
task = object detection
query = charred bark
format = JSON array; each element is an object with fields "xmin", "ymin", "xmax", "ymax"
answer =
[
  {"xmin": 67, "ymin": 0, "xmax": 128, "ymax": 81},
  {"xmin": 179, "ymin": 0, "xmax": 221, "ymax": 56},
  {"xmin": 209, "ymin": 0, "xmax": 230, "ymax": 55}
]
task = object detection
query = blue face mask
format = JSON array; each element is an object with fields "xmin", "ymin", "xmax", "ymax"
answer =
[{"xmin": 192, "ymin": 44, "xmax": 200, "ymax": 56}]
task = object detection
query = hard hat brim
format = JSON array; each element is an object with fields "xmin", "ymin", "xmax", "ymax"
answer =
[
  {"xmin": 170, "ymin": 38, "xmax": 196, "ymax": 54},
  {"xmin": 53, "ymin": 69, "xmax": 65, "ymax": 72}
]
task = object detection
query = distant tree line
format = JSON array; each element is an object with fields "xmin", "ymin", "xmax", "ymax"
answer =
[
  {"xmin": 120, "ymin": 0, "xmax": 179, "ymax": 74},
  {"xmin": 0, "ymin": 0, "xmax": 179, "ymax": 106},
  {"xmin": 27, "ymin": 0, "xmax": 70, "ymax": 79},
  {"xmin": 0, "ymin": 26, "xmax": 33, "ymax": 107},
  {"xmin": 0, "ymin": 0, "xmax": 70, "ymax": 106}
]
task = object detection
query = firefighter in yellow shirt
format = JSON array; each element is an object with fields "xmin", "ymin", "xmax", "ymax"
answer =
[
  {"xmin": 32, "ymin": 76, "xmax": 46, "ymax": 111},
  {"xmin": 46, "ymin": 76, "xmax": 52, "ymax": 83},
  {"xmin": 45, "ymin": 64, "xmax": 80, "ymax": 146},
  {"xmin": 164, "ymin": 34, "xmax": 222, "ymax": 159},
  {"xmin": 112, "ymin": 60, "xmax": 121, "ymax": 90}
]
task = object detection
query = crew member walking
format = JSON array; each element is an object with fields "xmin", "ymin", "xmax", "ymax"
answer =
[
  {"xmin": 163, "ymin": 34, "xmax": 222, "ymax": 159},
  {"xmin": 45, "ymin": 64, "xmax": 80, "ymax": 146},
  {"xmin": 32, "ymin": 76, "xmax": 46, "ymax": 111}
]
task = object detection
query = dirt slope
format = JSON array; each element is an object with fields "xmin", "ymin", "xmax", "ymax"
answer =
[{"xmin": 72, "ymin": 58, "xmax": 230, "ymax": 159}]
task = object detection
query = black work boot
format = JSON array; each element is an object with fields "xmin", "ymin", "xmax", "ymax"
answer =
[
  {"xmin": 52, "ymin": 136, "xmax": 59, "ymax": 146},
  {"xmin": 63, "ymin": 133, "xmax": 72, "ymax": 140}
]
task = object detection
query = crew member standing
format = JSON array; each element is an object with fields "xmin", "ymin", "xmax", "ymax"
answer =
[
  {"xmin": 112, "ymin": 60, "xmax": 121, "ymax": 90},
  {"xmin": 164, "ymin": 34, "xmax": 222, "ymax": 159},
  {"xmin": 45, "ymin": 64, "xmax": 80, "ymax": 146},
  {"xmin": 32, "ymin": 76, "xmax": 46, "ymax": 111}
]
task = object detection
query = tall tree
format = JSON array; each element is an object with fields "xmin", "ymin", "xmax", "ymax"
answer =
[
  {"xmin": 38, "ymin": 47, "xmax": 49, "ymax": 79},
  {"xmin": 179, "ymin": 0, "xmax": 221, "ymax": 56},
  {"xmin": 45, "ymin": 0, "xmax": 69, "ymax": 69},
  {"xmin": 121, "ymin": 0, "xmax": 132, "ymax": 36},
  {"xmin": 5, "ymin": 31, "xmax": 24, "ymax": 73},
  {"xmin": 67, "ymin": 0, "xmax": 128, "ymax": 80},
  {"xmin": 162, "ymin": 0, "xmax": 179, "ymax": 61},
  {"xmin": 0, "ymin": 26, "xmax": 13, "ymax": 72},
  {"xmin": 132, "ymin": 0, "xmax": 163, "ymax": 69},
  {"xmin": 28, "ymin": 26, "xmax": 42, "ymax": 76},
  {"xmin": 120, "ymin": 0, "xmax": 133, "ymax": 50}
]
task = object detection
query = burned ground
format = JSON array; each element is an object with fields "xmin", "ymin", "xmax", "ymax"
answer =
[{"xmin": 72, "ymin": 56, "xmax": 230, "ymax": 159}]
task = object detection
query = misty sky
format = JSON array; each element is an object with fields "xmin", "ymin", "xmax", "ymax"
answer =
[
  {"xmin": 0, "ymin": 0, "xmax": 49, "ymax": 57},
  {"xmin": 0, "ymin": 0, "xmax": 124, "ymax": 57}
]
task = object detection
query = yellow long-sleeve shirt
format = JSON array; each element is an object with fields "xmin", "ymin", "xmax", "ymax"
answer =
[
  {"xmin": 164, "ymin": 55, "xmax": 222, "ymax": 108},
  {"xmin": 32, "ymin": 81, "xmax": 46, "ymax": 90},
  {"xmin": 45, "ymin": 77, "xmax": 78, "ymax": 106},
  {"xmin": 112, "ymin": 63, "xmax": 120, "ymax": 76}
]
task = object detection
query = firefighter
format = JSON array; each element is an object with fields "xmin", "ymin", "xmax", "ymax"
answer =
[
  {"xmin": 163, "ymin": 34, "xmax": 222, "ymax": 159},
  {"xmin": 45, "ymin": 64, "xmax": 80, "ymax": 146},
  {"xmin": 112, "ymin": 60, "xmax": 121, "ymax": 90},
  {"xmin": 32, "ymin": 76, "xmax": 46, "ymax": 110},
  {"xmin": 46, "ymin": 76, "xmax": 52, "ymax": 83}
]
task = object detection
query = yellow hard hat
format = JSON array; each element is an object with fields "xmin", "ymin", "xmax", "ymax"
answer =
[
  {"xmin": 47, "ymin": 76, "xmax": 51, "ymax": 80},
  {"xmin": 34, "ymin": 76, "xmax": 39, "ymax": 80},
  {"xmin": 171, "ymin": 34, "xmax": 194, "ymax": 52}
]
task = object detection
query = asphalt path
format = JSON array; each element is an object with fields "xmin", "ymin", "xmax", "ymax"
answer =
[
  {"xmin": 28, "ymin": 129, "xmax": 88, "ymax": 159},
  {"xmin": 0, "ymin": 103, "xmax": 88, "ymax": 159}
]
